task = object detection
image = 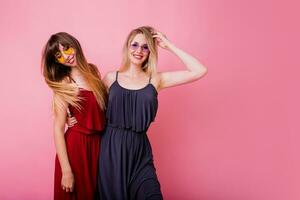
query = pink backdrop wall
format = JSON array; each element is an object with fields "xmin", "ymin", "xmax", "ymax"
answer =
[{"xmin": 0, "ymin": 0, "xmax": 298, "ymax": 199}]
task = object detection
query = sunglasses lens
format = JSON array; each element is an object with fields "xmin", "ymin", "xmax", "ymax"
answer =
[
  {"xmin": 130, "ymin": 43, "xmax": 150, "ymax": 53},
  {"xmin": 130, "ymin": 43, "xmax": 139, "ymax": 50},
  {"xmin": 142, "ymin": 45, "xmax": 149, "ymax": 53},
  {"xmin": 56, "ymin": 56, "xmax": 65, "ymax": 63},
  {"xmin": 63, "ymin": 47, "xmax": 74, "ymax": 55}
]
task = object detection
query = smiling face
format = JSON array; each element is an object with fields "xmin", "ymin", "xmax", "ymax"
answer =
[
  {"xmin": 55, "ymin": 43, "xmax": 77, "ymax": 67},
  {"xmin": 128, "ymin": 33, "xmax": 150, "ymax": 66}
]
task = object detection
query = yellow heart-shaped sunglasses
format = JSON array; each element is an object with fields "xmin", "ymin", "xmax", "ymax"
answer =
[{"xmin": 55, "ymin": 46, "xmax": 75, "ymax": 64}]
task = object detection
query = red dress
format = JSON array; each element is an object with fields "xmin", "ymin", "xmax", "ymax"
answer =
[{"xmin": 54, "ymin": 89, "xmax": 105, "ymax": 200}]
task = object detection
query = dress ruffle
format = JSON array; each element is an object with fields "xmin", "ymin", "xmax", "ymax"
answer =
[{"xmin": 106, "ymin": 81, "xmax": 158, "ymax": 133}]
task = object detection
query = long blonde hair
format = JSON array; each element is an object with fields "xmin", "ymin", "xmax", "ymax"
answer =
[
  {"xmin": 120, "ymin": 26, "xmax": 158, "ymax": 75},
  {"xmin": 41, "ymin": 32, "xmax": 107, "ymax": 114}
]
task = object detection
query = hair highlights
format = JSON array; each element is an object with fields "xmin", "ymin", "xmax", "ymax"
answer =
[{"xmin": 41, "ymin": 32, "xmax": 107, "ymax": 114}]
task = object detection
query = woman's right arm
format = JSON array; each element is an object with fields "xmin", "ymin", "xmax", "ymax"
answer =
[{"xmin": 53, "ymin": 99, "xmax": 75, "ymax": 192}]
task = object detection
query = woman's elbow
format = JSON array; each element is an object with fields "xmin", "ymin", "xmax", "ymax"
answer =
[{"xmin": 195, "ymin": 67, "xmax": 208, "ymax": 80}]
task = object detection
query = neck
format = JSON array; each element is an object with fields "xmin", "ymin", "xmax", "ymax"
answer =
[
  {"xmin": 124, "ymin": 63, "xmax": 145, "ymax": 78},
  {"xmin": 70, "ymin": 67, "xmax": 81, "ymax": 77}
]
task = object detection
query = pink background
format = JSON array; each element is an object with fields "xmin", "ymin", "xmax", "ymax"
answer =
[{"xmin": 0, "ymin": 0, "xmax": 299, "ymax": 199}]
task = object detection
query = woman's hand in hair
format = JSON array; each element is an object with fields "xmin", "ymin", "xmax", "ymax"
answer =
[
  {"xmin": 152, "ymin": 31, "xmax": 173, "ymax": 50},
  {"xmin": 153, "ymin": 30, "xmax": 207, "ymax": 90}
]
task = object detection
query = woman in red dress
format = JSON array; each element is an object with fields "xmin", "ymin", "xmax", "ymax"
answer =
[{"xmin": 41, "ymin": 32, "xmax": 107, "ymax": 200}]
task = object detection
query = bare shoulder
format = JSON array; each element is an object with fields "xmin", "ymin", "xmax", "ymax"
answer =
[{"xmin": 103, "ymin": 71, "xmax": 117, "ymax": 88}]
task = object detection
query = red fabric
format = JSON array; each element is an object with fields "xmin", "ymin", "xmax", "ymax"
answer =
[
  {"xmin": 54, "ymin": 90, "xmax": 105, "ymax": 200},
  {"xmin": 69, "ymin": 90, "xmax": 105, "ymax": 134}
]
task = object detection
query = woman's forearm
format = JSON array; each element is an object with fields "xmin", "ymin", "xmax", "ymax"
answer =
[
  {"xmin": 168, "ymin": 44, "xmax": 207, "ymax": 77},
  {"xmin": 54, "ymin": 125, "xmax": 72, "ymax": 173}
]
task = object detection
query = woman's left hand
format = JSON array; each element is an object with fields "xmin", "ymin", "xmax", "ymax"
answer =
[
  {"xmin": 152, "ymin": 31, "xmax": 173, "ymax": 50},
  {"xmin": 67, "ymin": 116, "xmax": 78, "ymax": 127}
]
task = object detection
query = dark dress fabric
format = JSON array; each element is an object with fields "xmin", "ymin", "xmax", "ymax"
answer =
[
  {"xmin": 54, "ymin": 89, "xmax": 105, "ymax": 200},
  {"xmin": 98, "ymin": 72, "xmax": 163, "ymax": 200}
]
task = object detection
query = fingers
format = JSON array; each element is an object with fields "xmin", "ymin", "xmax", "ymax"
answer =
[
  {"xmin": 152, "ymin": 34, "xmax": 163, "ymax": 43},
  {"xmin": 69, "ymin": 119, "xmax": 76, "ymax": 127},
  {"xmin": 67, "ymin": 117, "xmax": 77, "ymax": 127},
  {"xmin": 152, "ymin": 32, "xmax": 167, "ymax": 44},
  {"xmin": 61, "ymin": 185, "xmax": 74, "ymax": 193},
  {"xmin": 68, "ymin": 123, "xmax": 74, "ymax": 128},
  {"xmin": 152, "ymin": 31, "xmax": 166, "ymax": 39},
  {"xmin": 63, "ymin": 187, "xmax": 71, "ymax": 193},
  {"xmin": 152, "ymin": 34, "xmax": 160, "ymax": 39},
  {"xmin": 67, "ymin": 110, "xmax": 72, "ymax": 118},
  {"xmin": 61, "ymin": 173, "xmax": 75, "ymax": 193},
  {"xmin": 67, "ymin": 119, "xmax": 73, "ymax": 127},
  {"xmin": 152, "ymin": 32, "xmax": 161, "ymax": 38}
]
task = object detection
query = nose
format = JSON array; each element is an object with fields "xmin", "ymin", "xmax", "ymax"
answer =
[
  {"xmin": 62, "ymin": 52, "xmax": 71, "ymax": 61},
  {"xmin": 135, "ymin": 46, "xmax": 143, "ymax": 53}
]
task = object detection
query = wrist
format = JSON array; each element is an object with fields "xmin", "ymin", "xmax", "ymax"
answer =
[
  {"xmin": 61, "ymin": 166, "xmax": 72, "ymax": 174},
  {"xmin": 168, "ymin": 43, "xmax": 177, "ymax": 52}
]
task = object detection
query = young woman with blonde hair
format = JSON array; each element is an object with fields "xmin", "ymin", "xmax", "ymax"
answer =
[
  {"xmin": 98, "ymin": 26, "xmax": 207, "ymax": 199},
  {"xmin": 42, "ymin": 32, "xmax": 107, "ymax": 200}
]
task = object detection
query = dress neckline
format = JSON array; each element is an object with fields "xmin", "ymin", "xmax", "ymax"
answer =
[
  {"xmin": 69, "ymin": 76, "xmax": 93, "ymax": 92},
  {"xmin": 79, "ymin": 87, "xmax": 93, "ymax": 92},
  {"xmin": 114, "ymin": 80, "xmax": 158, "ymax": 94}
]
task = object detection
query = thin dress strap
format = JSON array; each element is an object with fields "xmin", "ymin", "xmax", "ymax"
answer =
[
  {"xmin": 149, "ymin": 74, "xmax": 152, "ymax": 84},
  {"xmin": 69, "ymin": 76, "xmax": 81, "ymax": 89},
  {"xmin": 116, "ymin": 71, "xmax": 119, "ymax": 81},
  {"xmin": 69, "ymin": 76, "xmax": 77, "ymax": 84}
]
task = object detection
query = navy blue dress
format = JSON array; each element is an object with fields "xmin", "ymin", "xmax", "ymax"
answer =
[{"xmin": 98, "ymin": 72, "xmax": 163, "ymax": 200}]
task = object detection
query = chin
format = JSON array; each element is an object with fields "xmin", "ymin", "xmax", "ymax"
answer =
[
  {"xmin": 129, "ymin": 57, "xmax": 146, "ymax": 66},
  {"xmin": 68, "ymin": 61, "xmax": 77, "ymax": 67}
]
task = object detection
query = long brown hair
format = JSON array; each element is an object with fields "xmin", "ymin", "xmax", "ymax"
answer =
[
  {"xmin": 120, "ymin": 26, "xmax": 158, "ymax": 75},
  {"xmin": 41, "ymin": 32, "xmax": 107, "ymax": 113}
]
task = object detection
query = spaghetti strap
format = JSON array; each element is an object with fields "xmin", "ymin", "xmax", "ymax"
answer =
[
  {"xmin": 116, "ymin": 71, "xmax": 119, "ymax": 81},
  {"xmin": 69, "ymin": 76, "xmax": 80, "ymax": 88},
  {"xmin": 149, "ymin": 74, "xmax": 152, "ymax": 84},
  {"xmin": 69, "ymin": 76, "xmax": 76, "ymax": 84}
]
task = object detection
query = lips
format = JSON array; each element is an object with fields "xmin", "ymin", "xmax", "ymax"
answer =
[
  {"xmin": 66, "ymin": 55, "xmax": 74, "ymax": 64},
  {"xmin": 132, "ymin": 54, "xmax": 143, "ymax": 60}
]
